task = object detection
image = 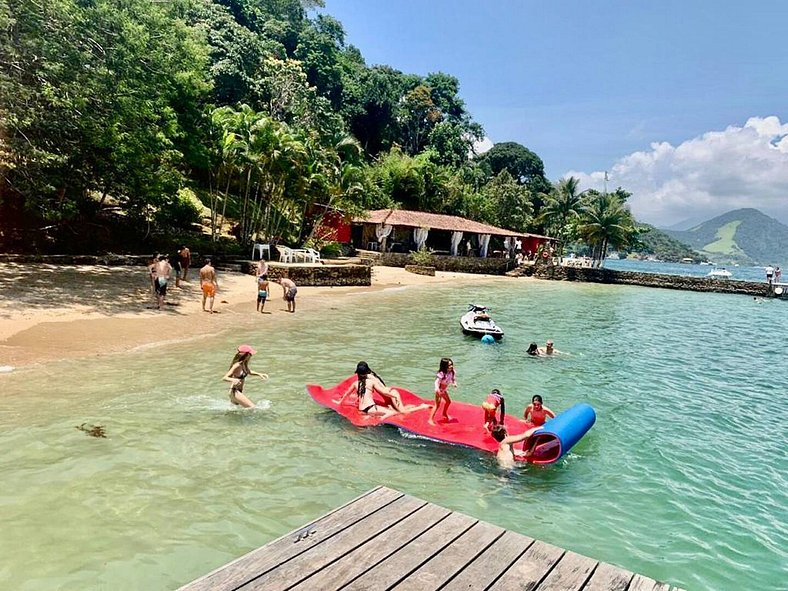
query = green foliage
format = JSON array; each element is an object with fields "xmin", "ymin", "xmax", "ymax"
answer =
[
  {"xmin": 632, "ymin": 224, "xmax": 699, "ymax": 262},
  {"xmin": 318, "ymin": 240, "xmax": 342, "ymax": 258},
  {"xmin": 154, "ymin": 188, "xmax": 202, "ymax": 230},
  {"xmin": 410, "ymin": 246, "xmax": 433, "ymax": 266}
]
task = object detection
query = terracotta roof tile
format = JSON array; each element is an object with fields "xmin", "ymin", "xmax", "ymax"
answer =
[{"xmin": 353, "ymin": 209, "xmax": 553, "ymax": 240}]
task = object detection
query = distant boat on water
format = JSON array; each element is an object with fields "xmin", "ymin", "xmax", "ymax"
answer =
[
  {"xmin": 680, "ymin": 257, "xmax": 694, "ymax": 264},
  {"xmin": 707, "ymin": 267, "xmax": 732, "ymax": 279}
]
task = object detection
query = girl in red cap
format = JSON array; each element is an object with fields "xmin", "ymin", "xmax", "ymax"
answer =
[{"xmin": 223, "ymin": 344, "xmax": 268, "ymax": 408}]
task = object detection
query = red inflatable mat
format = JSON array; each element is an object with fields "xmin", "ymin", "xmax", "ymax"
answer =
[{"xmin": 306, "ymin": 375, "xmax": 538, "ymax": 455}]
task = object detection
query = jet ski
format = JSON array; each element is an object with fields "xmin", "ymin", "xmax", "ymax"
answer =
[{"xmin": 459, "ymin": 304, "xmax": 504, "ymax": 339}]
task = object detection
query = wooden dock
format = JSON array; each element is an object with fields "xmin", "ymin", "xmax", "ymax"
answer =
[{"xmin": 178, "ymin": 486, "xmax": 685, "ymax": 591}]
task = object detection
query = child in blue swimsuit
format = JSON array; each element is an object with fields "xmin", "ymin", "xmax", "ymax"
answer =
[{"xmin": 256, "ymin": 274, "xmax": 269, "ymax": 313}]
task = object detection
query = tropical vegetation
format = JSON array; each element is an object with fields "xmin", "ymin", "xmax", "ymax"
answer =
[{"xmin": 1, "ymin": 0, "xmax": 640, "ymax": 261}]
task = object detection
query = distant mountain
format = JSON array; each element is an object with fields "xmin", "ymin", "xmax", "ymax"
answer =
[
  {"xmin": 663, "ymin": 215, "xmax": 712, "ymax": 231},
  {"xmin": 631, "ymin": 224, "xmax": 699, "ymax": 262},
  {"xmin": 664, "ymin": 208, "xmax": 788, "ymax": 265}
]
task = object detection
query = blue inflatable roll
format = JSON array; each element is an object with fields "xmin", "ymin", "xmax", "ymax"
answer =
[{"xmin": 524, "ymin": 403, "xmax": 596, "ymax": 465}]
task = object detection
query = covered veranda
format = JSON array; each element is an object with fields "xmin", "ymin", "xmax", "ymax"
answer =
[{"xmin": 352, "ymin": 209, "xmax": 554, "ymax": 258}]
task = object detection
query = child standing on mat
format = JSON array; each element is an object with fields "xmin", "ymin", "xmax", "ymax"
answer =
[
  {"xmin": 482, "ymin": 388, "xmax": 505, "ymax": 431},
  {"xmin": 429, "ymin": 357, "xmax": 457, "ymax": 425}
]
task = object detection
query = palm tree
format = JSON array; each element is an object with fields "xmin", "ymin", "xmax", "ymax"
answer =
[
  {"xmin": 537, "ymin": 176, "xmax": 585, "ymax": 258},
  {"xmin": 577, "ymin": 192, "xmax": 637, "ymax": 267}
]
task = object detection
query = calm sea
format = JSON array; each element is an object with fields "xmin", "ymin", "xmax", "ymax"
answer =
[
  {"xmin": 0, "ymin": 279, "xmax": 786, "ymax": 590},
  {"xmin": 604, "ymin": 258, "xmax": 775, "ymax": 283}
]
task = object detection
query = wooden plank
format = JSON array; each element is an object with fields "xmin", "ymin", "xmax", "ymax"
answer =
[
  {"xmin": 442, "ymin": 530, "xmax": 535, "ymax": 591},
  {"xmin": 235, "ymin": 494, "xmax": 427, "ymax": 591},
  {"xmin": 490, "ymin": 539, "xmax": 565, "ymax": 590},
  {"xmin": 342, "ymin": 511, "xmax": 478, "ymax": 591},
  {"xmin": 628, "ymin": 574, "xmax": 671, "ymax": 591},
  {"xmin": 535, "ymin": 550, "xmax": 597, "ymax": 591},
  {"xmin": 287, "ymin": 503, "xmax": 452, "ymax": 590},
  {"xmin": 178, "ymin": 486, "xmax": 401, "ymax": 591},
  {"xmin": 583, "ymin": 561, "xmax": 634, "ymax": 591},
  {"xmin": 391, "ymin": 520, "xmax": 505, "ymax": 591}
]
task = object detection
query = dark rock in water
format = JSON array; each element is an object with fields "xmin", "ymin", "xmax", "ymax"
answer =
[{"xmin": 76, "ymin": 423, "xmax": 107, "ymax": 438}]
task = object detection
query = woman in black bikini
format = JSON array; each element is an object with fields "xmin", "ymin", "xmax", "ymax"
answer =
[
  {"xmin": 334, "ymin": 362, "xmax": 428, "ymax": 418},
  {"xmin": 222, "ymin": 344, "xmax": 268, "ymax": 408}
]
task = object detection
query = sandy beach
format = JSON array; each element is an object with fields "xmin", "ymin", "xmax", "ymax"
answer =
[{"xmin": 0, "ymin": 263, "xmax": 512, "ymax": 369}]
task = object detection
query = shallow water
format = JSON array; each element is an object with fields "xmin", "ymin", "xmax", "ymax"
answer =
[
  {"xmin": 1, "ymin": 281, "xmax": 786, "ymax": 590},
  {"xmin": 604, "ymin": 258, "xmax": 775, "ymax": 283}
]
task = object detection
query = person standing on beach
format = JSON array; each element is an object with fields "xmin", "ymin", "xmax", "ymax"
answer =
[
  {"xmin": 200, "ymin": 258, "xmax": 218, "ymax": 313},
  {"xmin": 179, "ymin": 246, "xmax": 191, "ymax": 280},
  {"xmin": 256, "ymin": 274, "xmax": 270, "ymax": 313},
  {"xmin": 256, "ymin": 258, "xmax": 268, "ymax": 278},
  {"xmin": 277, "ymin": 277, "xmax": 297, "ymax": 313},
  {"xmin": 148, "ymin": 256, "xmax": 158, "ymax": 300},
  {"xmin": 171, "ymin": 253, "xmax": 182, "ymax": 288},
  {"xmin": 153, "ymin": 255, "xmax": 172, "ymax": 310},
  {"xmin": 223, "ymin": 344, "xmax": 268, "ymax": 408}
]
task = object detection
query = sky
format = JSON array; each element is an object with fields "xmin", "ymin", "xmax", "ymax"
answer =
[{"xmin": 319, "ymin": 0, "xmax": 788, "ymax": 228}]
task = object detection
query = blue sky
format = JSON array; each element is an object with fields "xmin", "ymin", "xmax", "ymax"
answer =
[{"xmin": 320, "ymin": 1, "xmax": 788, "ymax": 227}]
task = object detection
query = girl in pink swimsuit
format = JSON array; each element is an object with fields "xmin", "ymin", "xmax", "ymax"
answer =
[{"xmin": 429, "ymin": 358, "xmax": 457, "ymax": 425}]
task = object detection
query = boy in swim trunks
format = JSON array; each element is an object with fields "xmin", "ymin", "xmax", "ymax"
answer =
[
  {"xmin": 491, "ymin": 424, "xmax": 541, "ymax": 469},
  {"xmin": 153, "ymin": 255, "xmax": 172, "ymax": 310},
  {"xmin": 256, "ymin": 274, "xmax": 269, "ymax": 313},
  {"xmin": 200, "ymin": 258, "xmax": 218, "ymax": 313},
  {"xmin": 277, "ymin": 277, "xmax": 297, "ymax": 313}
]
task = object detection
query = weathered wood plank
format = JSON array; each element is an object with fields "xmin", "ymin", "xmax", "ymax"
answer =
[
  {"xmin": 441, "ymin": 530, "xmax": 535, "ymax": 591},
  {"xmin": 287, "ymin": 503, "xmax": 451, "ymax": 590},
  {"xmin": 583, "ymin": 561, "xmax": 633, "ymax": 591},
  {"xmin": 628, "ymin": 574, "xmax": 671, "ymax": 591},
  {"xmin": 391, "ymin": 520, "xmax": 505, "ymax": 591},
  {"xmin": 177, "ymin": 486, "xmax": 402, "ymax": 591},
  {"xmin": 489, "ymin": 539, "xmax": 565, "ymax": 590},
  {"xmin": 342, "ymin": 511, "xmax": 478, "ymax": 591},
  {"xmin": 235, "ymin": 494, "xmax": 427, "ymax": 591},
  {"xmin": 535, "ymin": 550, "xmax": 597, "ymax": 591}
]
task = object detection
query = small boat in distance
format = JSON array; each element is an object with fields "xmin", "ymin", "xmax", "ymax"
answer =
[
  {"xmin": 707, "ymin": 267, "xmax": 732, "ymax": 279},
  {"xmin": 680, "ymin": 257, "xmax": 694, "ymax": 264},
  {"xmin": 460, "ymin": 304, "xmax": 504, "ymax": 340}
]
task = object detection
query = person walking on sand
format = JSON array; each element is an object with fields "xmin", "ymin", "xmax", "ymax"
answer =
[
  {"xmin": 223, "ymin": 344, "xmax": 268, "ymax": 408},
  {"xmin": 153, "ymin": 254, "xmax": 172, "ymax": 310},
  {"xmin": 277, "ymin": 277, "xmax": 297, "ymax": 313},
  {"xmin": 256, "ymin": 274, "xmax": 270, "ymax": 313},
  {"xmin": 148, "ymin": 255, "xmax": 158, "ymax": 300},
  {"xmin": 179, "ymin": 245, "xmax": 191, "ymax": 280},
  {"xmin": 429, "ymin": 357, "xmax": 457, "ymax": 425},
  {"xmin": 200, "ymin": 258, "xmax": 218, "ymax": 313}
]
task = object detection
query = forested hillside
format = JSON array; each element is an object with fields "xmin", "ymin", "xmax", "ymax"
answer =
[
  {"xmin": 666, "ymin": 208, "xmax": 788, "ymax": 265},
  {"xmin": 630, "ymin": 224, "xmax": 698, "ymax": 262},
  {"xmin": 1, "ymin": 0, "xmax": 638, "ymax": 264}
]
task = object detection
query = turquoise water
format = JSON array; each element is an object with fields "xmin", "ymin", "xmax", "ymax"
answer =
[{"xmin": 1, "ymin": 280, "xmax": 786, "ymax": 590}]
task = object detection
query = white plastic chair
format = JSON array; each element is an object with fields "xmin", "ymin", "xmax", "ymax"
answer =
[
  {"xmin": 278, "ymin": 246, "xmax": 294, "ymax": 263},
  {"xmin": 302, "ymin": 248, "xmax": 321, "ymax": 263},
  {"xmin": 252, "ymin": 243, "xmax": 271, "ymax": 261}
]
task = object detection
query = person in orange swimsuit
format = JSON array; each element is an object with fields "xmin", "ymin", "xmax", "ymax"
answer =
[
  {"xmin": 523, "ymin": 394, "xmax": 555, "ymax": 426},
  {"xmin": 200, "ymin": 258, "xmax": 218, "ymax": 313},
  {"xmin": 481, "ymin": 388, "xmax": 505, "ymax": 431}
]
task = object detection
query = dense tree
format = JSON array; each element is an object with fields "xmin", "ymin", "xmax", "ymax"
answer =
[
  {"xmin": 577, "ymin": 189, "xmax": 637, "ymax": 266},
  {"xmin": 482, "ymin": 171, "xmax": 533, "ymax": 232}
]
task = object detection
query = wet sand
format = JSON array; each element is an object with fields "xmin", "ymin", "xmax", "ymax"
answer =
[{"xmin": 0, "ymin": 263, "xmax": 515, "ymax": 369}]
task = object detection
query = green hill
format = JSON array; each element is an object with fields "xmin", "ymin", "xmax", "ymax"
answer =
[
  {"xmin": 630, "ymin": 224, "xmax": 700, "ymax": 262},
  {"xmin": 665, "ymin": 208, "xmax": 788, "ymax": 265}
]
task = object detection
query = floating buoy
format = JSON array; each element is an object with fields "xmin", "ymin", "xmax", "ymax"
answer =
[
  {"xmin": 481, "ymin": 335, "xmax": 495, "ymax": 344},
  {"xmin": 775, "ymin": 286, "xmax": 784, "ymax": 295}
]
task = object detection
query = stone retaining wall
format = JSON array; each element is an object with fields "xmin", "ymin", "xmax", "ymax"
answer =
[
  {"xmin": 530, "ymin": 265, "xmax": 771, "ymax": 297},
  {"xmin": 376, "ymin": 253, "xmax": 513, "ymax": 275},
  {"xmin": 239, "ymin": 262, "xmax": 370, "ymax": 287}
]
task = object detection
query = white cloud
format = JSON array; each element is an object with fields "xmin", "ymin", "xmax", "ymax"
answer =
[
  {"xmin": 471, "ymin": 136, "xmax": 494, "ymax": 156},
  {"xmin": 564, "ymin": 116, "xmax": 788, "ymax": 227}
]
